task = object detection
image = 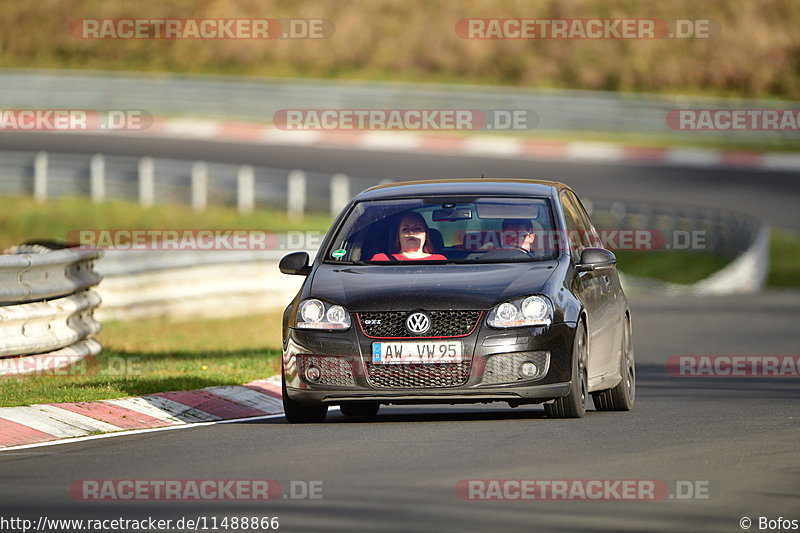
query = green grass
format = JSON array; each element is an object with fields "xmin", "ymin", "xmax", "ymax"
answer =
[
  {"xmin": 0, "ymin": 311, "xmax": 284, "ymax": 407},
  {"xmin": 1, "ymin": 0, "xmax": 799, "ymax": 100},
  {"xmin": 768, "ymin": 230, "xmax": 800, "ymax": 287},
  {"xmin": 0, "ymin": 195, "xmax": 332, "ymax": 251},
  {"xmin": 615, "ymin": 251, "xmax": 730, "ymax": 284}
]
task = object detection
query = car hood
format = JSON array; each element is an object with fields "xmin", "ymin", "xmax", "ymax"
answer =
[{"xmin": 308, "ymin": 261, "xmax": 558, "ymax": 311}]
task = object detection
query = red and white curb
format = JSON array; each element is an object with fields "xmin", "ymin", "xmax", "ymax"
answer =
[
  {"xmin": 0, "ymin": 377, "xmax": 283, "ymax": 451},
  {"xmin": 112, "ymin": 118, "xmax": 800, "ymax": 172}
]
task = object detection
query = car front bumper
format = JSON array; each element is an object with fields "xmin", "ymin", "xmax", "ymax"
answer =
[{"xmin": 282, "ymin": 321, "xmax": 578, "ymax": 406}]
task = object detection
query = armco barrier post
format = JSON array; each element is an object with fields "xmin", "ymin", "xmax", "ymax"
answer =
[
  {"xmin": 33, "ymin": 151, "xmax": 48, "ymax": 203},
  {"xmin": 90, "ymin": 154, "xmax": 105, "ymax": 203},
  {"xmin": 138, "ymin": 156, "xmax": 155, "ymax": 207},
  {"xmin": 288, "ymin": 169, "xmax": 306, "ymax": 220},
  {"xmin": 191, "ymin": 161, "xmax": 208, "ymax": 212},
  {"xmin": 330, "ymin": 173, "xmax": 350, "ymax": 216},
  {"xmin": 237, "ymin": 165, "xmax": 255, "ymax": 214}
]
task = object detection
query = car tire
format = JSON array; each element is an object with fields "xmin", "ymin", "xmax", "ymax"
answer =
[
  {"xmin": 339, "ymin": 402, "xmax": 380, "ymax": 418},
  {"xmin": 545, "ymin": 321, "xmax": 588, "ymax": 419},
  {"xmin": 592, "ymin": 314, "xmax": 635, "ymax": 411},
  {"xmin": 282, "ymin": 374, "xmax": 328, "ymax": 423}
]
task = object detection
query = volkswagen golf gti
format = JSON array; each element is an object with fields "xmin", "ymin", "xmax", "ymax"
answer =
[{"xmin": 279, "ymin": 178, "xmax": 635, "ymax": 422}]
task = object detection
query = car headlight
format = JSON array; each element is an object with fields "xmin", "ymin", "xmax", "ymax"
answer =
[
  {"xmin": 487, "ymin": 295, "xmax": 552, "ymax": 328},
  {"xmin": 296, "ymin": 299, "xmax": 351, "ymax": 330}
]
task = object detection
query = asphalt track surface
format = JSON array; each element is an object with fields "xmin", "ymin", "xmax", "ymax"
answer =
[
  {"xmin": 1, "ymin": 131, "xmax": 799, "ymax": 230},
  {"xmin": 0, "ymin": 292, "xmax": 798, "ymax": 532},
  {"xmin": 0, "ymin": 133, "xmax": 798, "ymax": 532}
]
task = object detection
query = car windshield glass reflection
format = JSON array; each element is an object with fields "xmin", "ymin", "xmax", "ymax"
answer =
[{"xmin": 325, "ymin": 196, "xmax": 560, "ymax": 264}]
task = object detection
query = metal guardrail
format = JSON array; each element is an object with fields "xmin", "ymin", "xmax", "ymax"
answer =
[
  {"xmin": 587, "ymin": 199, "xmax": 763, "ymax": 260},
  {"xmin": 0, "ymin": 247, "xmax": 103, "ymax": 375},
  {"xmin": 96, "ymin": 257, "xmax": 302, "ymax": 321},
  {"xmin": 586, "ymin": 200, "xmax": 768, "ymax": 294},
  {"xmin": 0, "ymin": 247, "xmax": 103, "ymax": 304},
  {"xmin": 0, "ymin": 291, "xmax": 101, "ymax": 357},
  {"xmin": 1, "ymin": 70, "xmax": 799, "ymax": 143},
  {"xmin": 94, "ymin": 197, "xmax": 768, "ymax": 322},
  {"xmin": 0, "ymin": 149, "xmax": 378, "ymax": 216}
]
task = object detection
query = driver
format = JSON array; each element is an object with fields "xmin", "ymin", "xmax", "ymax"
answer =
[
  {"xmin": 370, "ymin": 212, "xmax": 446, "ymax": 261},
  {"xmin": 500, "ymin": 218, "xmax": 536, "ymax": 252}
]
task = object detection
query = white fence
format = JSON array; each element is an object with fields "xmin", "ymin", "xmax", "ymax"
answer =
[{"xmin": 0, "ymin": 150, "xmax": 376, "ymax": 217}]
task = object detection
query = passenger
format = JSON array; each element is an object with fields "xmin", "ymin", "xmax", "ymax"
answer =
[{"xmin": 370, "ymin": 212, "xmax": 446, "ymax": 261}]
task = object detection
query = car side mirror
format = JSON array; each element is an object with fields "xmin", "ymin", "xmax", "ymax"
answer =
[
  {"xmin": 279, "ymin": 251, "xmax": 312, "ymax": 276},
  {"xmin": 576, "ymin": 248, "xmax": 616, "ymax": 271}
]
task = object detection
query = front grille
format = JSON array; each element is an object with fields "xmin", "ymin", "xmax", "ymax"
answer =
[
  {"xmin": 366, "ymin": 361, "xmax": 471, "ymax": 388},
  {"xmin": 358, "ymin": 310, "xmax": 482, "ymax": 338},
  {"xmin": 482, "ymin": 351, "xmax": 549, "ymax": 385},
  {"xmin": 298, "ymin": 355, "xmax": 357, "ymax": 387}
]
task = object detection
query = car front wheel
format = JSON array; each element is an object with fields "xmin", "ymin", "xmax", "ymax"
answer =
[
  {"xmin": 282, "ymin": 374, "xmax": 328, "ymax": 423},
  {"xmin": 545, "ymin": 321, "xmax": 588, "ymax": 418},
  {"xmin": 592, "ymin": 314, "xmax": 635, "ymax": 411}
]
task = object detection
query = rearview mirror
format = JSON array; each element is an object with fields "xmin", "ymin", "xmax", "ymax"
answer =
[
  {"xmin": 432, "ymin": 207, "xmax": 472, "ymax": 221},
  {"xmin": 576, "ymin": 248, "xmax": 616, "ymax": 271},
  {"xmin": 279, "ymin": 251, "xmax": 311, "ymax": 276}
]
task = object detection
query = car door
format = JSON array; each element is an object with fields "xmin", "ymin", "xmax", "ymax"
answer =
[
  {"xmin": 562, "ymin": 191, "xmax": 616, "ymax": 382},
  {"xmin": 571, "ymin": 192, "xmax": 626, "ymax": 376}
]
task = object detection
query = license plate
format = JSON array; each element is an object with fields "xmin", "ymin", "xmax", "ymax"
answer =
[{"xmin": 371, "ymin": 341, "xmax": 463, "ymax": 364}]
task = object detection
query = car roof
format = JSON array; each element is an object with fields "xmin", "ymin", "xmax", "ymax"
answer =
[{"xmin": 355, "ymin": 178, "xmax": 570, "ymax": 201}]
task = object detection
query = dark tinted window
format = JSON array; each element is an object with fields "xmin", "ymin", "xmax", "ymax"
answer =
[
  {"xmin": 560, "ymin": 191, "xmax": 592, "ymax": 262},
  {"xmin": 567, "ymin": 191, "xmax": 602, "ymax": 249},
  {"xmin": 324, "ymin": 196, "xmax": 560, "ymax": 264}
]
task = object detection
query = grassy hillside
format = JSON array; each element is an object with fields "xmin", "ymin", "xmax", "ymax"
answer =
[{"xmin": 1, "ymin": 0, "xmax": 798, "ymax": 99}]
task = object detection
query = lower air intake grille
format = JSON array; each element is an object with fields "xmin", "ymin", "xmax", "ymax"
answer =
[
  {"xmin": 298, "ymin": 355, "xmax": 356, "ymax": 387},
  {"xmin": 366, "ymin": 361, "xmax": 471, "ymax": 388},
  {"xmin": 482, "ymin": 351, "xmax": 549, "ymax": 385}
]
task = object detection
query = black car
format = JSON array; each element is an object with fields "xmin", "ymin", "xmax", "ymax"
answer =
[{"xmin": 279, "ymin": 178, "xmax": 635, "ymax": 422}]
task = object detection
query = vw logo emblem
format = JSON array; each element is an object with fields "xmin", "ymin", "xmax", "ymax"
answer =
[{"xmin": 406, "ymin": 312, "xmax": 431, "ymax": 335}]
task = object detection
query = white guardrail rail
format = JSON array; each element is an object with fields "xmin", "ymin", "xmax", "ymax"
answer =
[
  {"xmin": 95, "ymin": 249, "xmax": 305, "ymax": 321},
  {"xmin": 0, "ymin": 246, "xmax": 103, "ymax": 377},
  {"xmin": 94, "ymin": 198, "xmax": 768, "ymax": 322}
]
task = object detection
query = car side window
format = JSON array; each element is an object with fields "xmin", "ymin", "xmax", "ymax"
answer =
[
  {"xmin": 568, "ymin": 191, "xmax": 603, "ymax": 249},
  {"xmin": 560, "ymin": 192, "xmax": 586, "ymax": 263}
]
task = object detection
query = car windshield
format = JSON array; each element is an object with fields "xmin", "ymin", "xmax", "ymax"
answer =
[{"xmin": 324, "ymin": 196, "xmax": 560, "ymax": 264}]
